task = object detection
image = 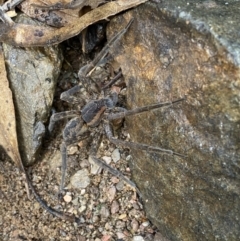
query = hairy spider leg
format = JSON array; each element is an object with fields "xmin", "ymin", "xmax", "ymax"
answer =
[
  {"xmin": 78, "ymin": 18, "xmax": 134, "ymax": 79},
  {"xmin": 48, "ymin": 110, "xmax": 79, "ymax": 133},
  {"xmin": 86, "ymin": 123, "xmax": 141, "ymax": 195},
  {"xmin": 59, "ymin": 19, "xmax": 133, "ymax": 105},
  {"xmin": 25, "ymin": 173, "xmax": 79, "ymax": 222},
  {"xmin": 103, "ymin": 98, "xmax": 186, "ymax": 158},
  {"xmin": 60, "ymin": 117, "xmax": 89, "ymax": 193},
  {"xmin": 104, "ymin": 121, "xmax": 185, "ymax": 158},
  {"xmin": 107, "ymin": 98, "xmax": 185, "ymax": 121},
  {"xmin": 90, "ymin": 156, "xmax": 141, "ymax": 196}
]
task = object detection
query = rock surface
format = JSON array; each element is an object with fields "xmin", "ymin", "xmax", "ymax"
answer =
[
  {"xmin": 3, "ymin": 14, "xmax": 62, "ymax": 165},
  {"xmin": 108, "ymin": 1, "xmax": 240, "ymax": 241}
]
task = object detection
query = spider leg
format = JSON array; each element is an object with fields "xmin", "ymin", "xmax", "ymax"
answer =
[
  {"xmin": 85, "ymin": 125, "xmax": 140, "ymax": 194},
  {"xmin": 48, "ymin": 110, "xmax": 79, "ymax": 133},
  {"xmin": 104, "ymin": 122, "xmax": 185, "ymax": 158},
  {"xmin": 78, "ymin": 18, "xmax": 134, "ymax": 79},
  {"xmin": 60, "ymin": 85, "xmax": 87, "ymax": 105},
  {"xmin": 107, "ymin": 98, "xmax": 185, "ymax": 121},
  {"xmin": 90, "ymin": 156, "xmax": 141, "ymax": 196},
  {"xmin": 59, "ymin": 117, "xmax": 89, "ymax": 194}
]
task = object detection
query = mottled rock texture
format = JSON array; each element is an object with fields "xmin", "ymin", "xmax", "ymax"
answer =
[
  {"xmin": 108, "ymin": 1, "xmax": 240, "ymax": 241},
  {"xmin": 3, "ymin": 15, "xmax": 62, "ymax": 165}
]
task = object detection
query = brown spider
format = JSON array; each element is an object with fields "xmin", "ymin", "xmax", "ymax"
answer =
[{"xmin": 49, "ymin": 19, "xmax": 185, "ymax": 198}]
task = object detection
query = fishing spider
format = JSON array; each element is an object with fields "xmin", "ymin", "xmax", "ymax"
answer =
[{"xmin": 49, "ymin": 19, "xmax": 185, "ymax": 201}]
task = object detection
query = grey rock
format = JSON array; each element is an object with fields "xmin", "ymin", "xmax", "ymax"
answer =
[
  {"xmin": 3, "ymin": 14, "xmax": 62, "ymax": 165},
  {"xmin": 108, "ymin": 2, "xmax": 240, "ymax": 241},
  {"xmin": 111, "ymin": 148, "xmax": 120, "ymax": 163},
  {"xmin": 70, "ymin": 169, "xmax": 90, "ymax": 189},
  {"xmin": 100, "ymin": 204, "xmax": 110, "ymax": 219},
  {"xmin": 133, "ymin": 236, "xmax": 144, "ymax": 241}
]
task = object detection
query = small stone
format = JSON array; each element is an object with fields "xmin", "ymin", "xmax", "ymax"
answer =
[
  {"xmin": 118, "ymin": 213, "xmax": 127, "ymax": 219},
  {"xmin": 89, "ymin": 156, "xmax": 102, "ymax": 174},
  {"xmin": 71, "ymin": 197, "xmax": 79, "ymax": 205},
  {"xmin": 110, "ymin": 176, "xmax": 119, "ymax": 184},
  {"xmin": 142, "ymin": 221, "xmax": 150, "ymax": 227},
  {"xmin": 63, "ymin": 194, "xmax": 72, "ymax": 203},
  {"xmin": 102, "ymin": 156, "xmax": 112, "ymax": 164},
  {"xmin": 70, "ymin": 169, "xmax": 90, "ymax": 189},
  {"xmin": 80, "ymin": 189, "xmax": 86, "ymax": 195},
  {"xmin": 111, "ymin": 149, "xmax": 120, "ymax": 163},
  {"xmin": 133, "ymin": 236, "xmax": 145, "ymax": 241},
  {"xmin": 107, "ymin": 186, "xmax": 116, "ymax": 202},
  {"xmin": 33, "ymin": 202, "xmax": 40, "ymax": 210},
  {"xmin": 104, "ymin": 222, "xmax": 111, "ymax": 230},
  {"xmin": 126, "ymin": 155, "xmax": 132, "ymax": 161},
  {"xmin": 68, "ymin": 145, "xmax": 78, "ymax": 155},
  {"xmin": 111, "ymin": 200, "xmax": 120, "ymax": 214},
  {"xmin": 131, "ymin": 219, "xmax": 139, "ymax": 232},
  {"xmin": 115, "ymin": 220, "xmax": 126, "ymax": 229},
  {"xmin": 78, "ymin": 205, "xmax": 86, "ymax": 213},
  {"xmin": 92, "ymin": 215, "xmax": 99, "ymax": 223},
  {"xmin": 100, "ymin": 205, "xmax": 110, "ymax": 219},
  {"xmin": 101, "ymin": 235, "xmax": 111, "ymax": 241},
  {"xmin": 80, "ymin": 159, "xmax": 90, "ymax": 168},
  {"xmin": 116, "ymin": 232, "xmax": 126, "ymax": 239},
  {"xmin": 116, "ymin": 180, "xmax": 125, "ymax": 191}
]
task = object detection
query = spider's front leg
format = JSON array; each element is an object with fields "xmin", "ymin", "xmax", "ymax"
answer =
[{"xmin": 105, "ymin": 98, "xmax": 186, "ymax": 158}]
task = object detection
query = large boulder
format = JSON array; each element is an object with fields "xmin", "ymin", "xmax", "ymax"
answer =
[{"xmin": 108, "ymin": 1, "xmax": 240, "ymax": 240}]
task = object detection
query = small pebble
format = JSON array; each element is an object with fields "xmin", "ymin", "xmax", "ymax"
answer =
[
  {"xmin": 104, "ymin": 222, "xmax": 111, "ymax": 230},
  {"xmin": 133, "ymin": 236, "xmax": 145, "ymax": 241},
  {"xmin": 142, "ymin": 221, "xmax": 150, "ymax": 227},
  {"xmin": 116, "ymin": 232, "xmax": 126, "ymax": 239},
  {"xmin": 115, "ymin": 220, "xmax": 126, "ymax": 229},
  {"xmin": 126, "ymin": 155, "xmax": 132, "ymax": 161},
  {"xmin": 80, "ymin": 189, "xmax": 86, "ymax": 195},
  {"xmin": 78, "ymin": 205, "xmax": 86, "ymax": 213},
  {"xmin": 71, "ymin": 197, "xmax": 79, "ymax": 205},
  {"xmin": 131, "ymin": 219, "xmax": 139, "ymax": 232},
  {"xmin": 92, "ymin": 215, "xmax": 99, "ymax": 223},
  {"xmin": 33, "ymin": 202, "xmax": 40, "ymax": 210},
  {"xmin": 111, "ymin": 200, "xmax": 120, "ymax": 214},
  {"xmin": 63, "ymin": 194, "xmax": 72, "ymax": 203},
  {"xmin": 68, "ymin": 146, "xmax": 78, "ymax": 155},
  {"xmin": 102, "ymin": 156, "xmax": 112, "ymax": 164},
  {"xmin": 70, "ymin": 169, "xmax": 90, "ymax": 189},
  {"xmin": 116, "ymin": 180, "xmax": 125, "ymax": 191},
  {"xmin": 118, "ymin": 213, "xmax": 127, "ymax": 219},
  {"xmin": 89, "ymin": 156, "xmax": 102, "ymax": 174},
  {"xmin": 101, "ymin": 235, "xmax": 111, "ymax": 241},
  {"xmin": 110, "ymin": 176, "xmax": 119, "ymax": 184},
  {"xmin": 107, "ymin": 186, "xmax": 116, "ymax": 202},
  {"xmin": 100, "ymin": 205, "xmax": 110, "ymax": 219},
  {"xmin": 111, "ymin": 149, "xmax": 120, "ymax": 163}
]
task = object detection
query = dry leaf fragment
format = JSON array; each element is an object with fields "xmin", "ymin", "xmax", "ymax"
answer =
[
  {"xmin": 0, "ymin": 0, "xmax": 148, "ymax": 47},
  {"xmin": 0, "ymin": 46, "xmax": 22, "ymax": 168}
]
